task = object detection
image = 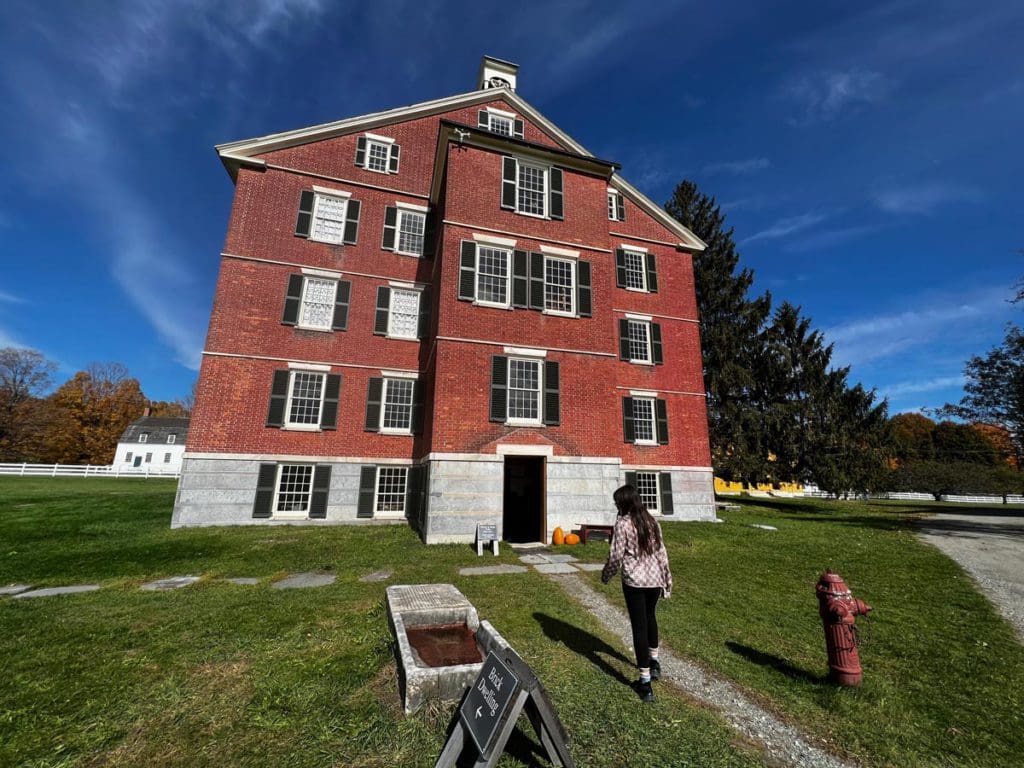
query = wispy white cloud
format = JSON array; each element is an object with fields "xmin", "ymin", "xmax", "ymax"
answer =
[
  {"xmin": 872, "ymin": 182, "xmax": 983, "ymax": 214},
  {"xmin": 743, "ymin": 212, "xmax": 830, "ymax": 243},
  {"xmin": 703, "ymin": 157, "xmax": 770, "ymax": 176},
  {"xmin": 784, "ymin": 69, "xmax": 891, "ymax": 123},
  {"xmin": 785, "ymin": 224, "xmax": 883, "ymax": 253},
  {"xmin": 881, "ymin": 375, "xmax": 964, "ymax": 398},
  {"xmin": 0, "ymin": 290, "xmax": 25, "ymax": 304}
]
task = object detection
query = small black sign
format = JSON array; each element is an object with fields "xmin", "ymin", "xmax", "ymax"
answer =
[
  {"xmin": 460, "ymin": 651, "xmax": 520, "ymax": 755},
  {"xmin": 477, "ymin": 523, "xmax": 497, "ymax": 541}
]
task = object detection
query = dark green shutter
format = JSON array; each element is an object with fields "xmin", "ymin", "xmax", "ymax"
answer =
[
  {"xmin": 549, "ymin": 168, "xmax": 564, "ymax": 220},
  {"xmin": 619, "ymin": 319, "xmax": 631, "ymax": 360},
  {"xmin": 490, "ymin": 356, "xmax": 508, "ymax": 422},
  {"xmin": 417, "ymin": 289, "xmax": 431, "ymax": 339},
  {"xmin": 266, "ymin": 370, "xmax": 290, "ymax": 427},
  {"xmin": 615, "ymin": 248, "xmax": 627, "ymax": 288},
  {"xmin": 478, "ymin": 109, "xmax": 488, "ymax": 128},
  {"xmin": 625, "ymin": 471, "xmax": 637, "ymax": 488},
  {"xmin": 343, "ymin": 199, "xmax": 360, "ymax": 245},
  {"xmin": 295, "ymin": 191, "xmax": 315, "ymax": 237},
  {"xmin": 656, "ymin": 399, "xmax": 669, "ymax": 444},
  {"xmin": 659, "ymin": 472, "xmax": 674, "ymax": 515},
  {"xmin": 355, "ymin": 136, "xmax": 367, "ymax": 167},
  {"xmin": 406, "ymin": 464, "xmax": 423, "ymax": 524},
  {"xmin": 388, "ymin": 143, "xmax": 400, "ymax": 173},
  {"xmin": 459, "ymin": 240, "xmax": 476, "ymax": 301},
  {"xmin": 374, "ymin": 287, "xmax": 390, "ymax": 336},
  {"xmin": 331, "ymin": 280, "xmax": 351, "ymax": 330},
  {"xmin": 577, "ymin": 261, "xmax": 592, "ymax": 317},
  {"xmin": 529, "ymin": 252, "xmax": 544, "ymax": 310},
  {"xmin": 543, "ymin": 360, "xmax": 560, "ymax": 426},
  {"xmin": 622, "ymin": 397, "xmax": 635, "ymax": 443},
  {"xmin": 651, "ymin": 323, "xmax": 664, "ymax": 365},
  {"xmin": 501, "ymin": 157, "xmax": 517, "ymax": 210},
  {"xmin": 281, "ymin": 274, "xmax": 304, "ymax": 325},
  {"xmin": 381, "ymin": 206, "xmax": 398, "ymax": 250},
  {"xmin": 513, "ymin": 119, "xmax": 524, "ymax": 138},
  {"xmin": 616, "ymin": 194, "xmax": 625, "ymax": 221},
  {"xmin": 321, "ymin": 374, "xmax": 341, "ymax": 430},
  {"xmin": 512, "ymin": 249, "xmax": 529, "ymax": 308},
  {"xmin": 357, "ymin": 466, "xmax": 376, "ymax": 518},
  {"xmin": 412, "ymin": 380, "xmax": 424, "ymax": 434},
  {"xmin": 364, "ymin": 378, "xmax": 383, "ymax": 432},
  {"xmin": 646, "ymin": 253, "xmax": 658, "ymax": 293},
  {"xmin": 309, "ymin": 465, "xmax": 331, "ymax": 519},
  {"xmin": 422, "ymin": 211, "xmax": 436, "ymax": 258},
  {"xmin": 253, "ymin": 463, "xmax": 277, "ymax": 518}
]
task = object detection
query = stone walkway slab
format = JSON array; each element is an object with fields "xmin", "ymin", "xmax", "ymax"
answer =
[
  {"xmin": 574, "ymin": 563, "xmax": 605, "ymax": 572},
  {"xmin": 141, "ymin": 576, "xmax": 200, "ymax": 591},
  {"xmin": 518, "ymin": 554, "xmax": 550, "ymax": 564},
  {"xmin": 14, "ymin": 585, "xmax": 100, "ymax": 599},
  {"xmin": 544, "ymin": 554, "xmax": 579, "ymax": 563},
  {"xmin": 359, "ymin": 570, "xmax": 393, "ymax": 583},
  {"xmin": 272, "ymin": 572, "xmax": 336, "ymax": 589},
  {"xmin": 533, "ymin": 563, "xmax": 578, "ymax": 574},
  {"xmin": 0, "ymin": 584, "xmax": 32, "ymax": 596},
  {"xmin": 459, "ymin": 565, "xmax": 528, "ymax": 576},
  {"xmin": 225, "ymin": 577, "xmax": 260, "ymax": 586}
]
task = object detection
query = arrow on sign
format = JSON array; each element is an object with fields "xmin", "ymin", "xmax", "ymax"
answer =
[{"xmin": 475, "ymin": 706, "xmax": 483, "ymax": 719}]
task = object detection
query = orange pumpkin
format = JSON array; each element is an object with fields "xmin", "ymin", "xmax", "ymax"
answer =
[
  {"xmin": 552, "ymin": 527, "xmax": 565, "ymax": 546},
  {"xmin": 564, "ymin": 533, "xmax": 580, "ymax": 546}
]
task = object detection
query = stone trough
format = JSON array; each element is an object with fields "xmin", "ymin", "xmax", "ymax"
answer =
[{"xmin": 386, "ymin": 583, "xmax": 511, "ymax": 714}]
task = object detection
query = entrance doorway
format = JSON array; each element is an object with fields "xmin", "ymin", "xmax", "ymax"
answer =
[{"xmin": 502, "ymin": 456, "xmax": 546, "ymax": 543}]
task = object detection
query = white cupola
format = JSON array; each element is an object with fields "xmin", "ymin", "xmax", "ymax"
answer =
[{"xmin": 477, "ymin": 56, "xmax": 519, "ymax": 93}]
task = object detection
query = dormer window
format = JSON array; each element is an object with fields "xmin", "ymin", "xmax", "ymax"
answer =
[
  {"xmin": 139, "ymin": 433, "xmax": 148, "ymax": 443},
  {"xmin": 355, "ymin": 133, "xmax": 400, "ymax": 175},
  {"xmin": 608, "ymin": 189, "xmax": 625, "ymax": 221},
  {"xmin": 478, "ymin": 107, "xmax": 524, "ymax": 139}
]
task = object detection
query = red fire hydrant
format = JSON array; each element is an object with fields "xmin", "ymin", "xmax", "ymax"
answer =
[{"xmin": 815, "ymin": 569, "xmax": 871, "ymax": 686}]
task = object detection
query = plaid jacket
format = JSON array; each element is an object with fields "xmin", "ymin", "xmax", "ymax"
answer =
[{"xmin": 601, "ymin": 514, "xmax": 673, "ymax": 597}]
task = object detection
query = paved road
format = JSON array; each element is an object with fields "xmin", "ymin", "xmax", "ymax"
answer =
[{"xmin": 915, "ymin": 508, "xmax": 1024, "ymax": 641}]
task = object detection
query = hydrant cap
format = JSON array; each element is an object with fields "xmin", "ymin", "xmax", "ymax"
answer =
[{"xmin": 816, "ymin": 569, "xmax": 850, "ymax": 595}]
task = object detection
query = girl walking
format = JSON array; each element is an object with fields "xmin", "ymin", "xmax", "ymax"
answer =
[{"xmin": 601, "ymin": 483, "xmax": 673, "ymax": 702}]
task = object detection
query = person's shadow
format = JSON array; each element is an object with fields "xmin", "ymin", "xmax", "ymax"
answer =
[{"xmin": 533, "ymin": 612, "xmax": 634, "ymax": 686}]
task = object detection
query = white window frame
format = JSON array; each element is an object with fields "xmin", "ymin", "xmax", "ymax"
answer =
[
  {"xmin": 125, "ymin": 452, "xmax": 133, "ymax": 462},
  {"xmin": 284, "ymin": 370, "xmax": 327, "ymax": 431},
  {"xmin": 516, "ymin": 160, "xmax": 549, "ymax": 219},
  {"xmin": 608, "ymin": 190, "xmax": 623, "ymax": 221},
  {"xmin": 363, "ymin": 133, "xmax": 394, "ymax": 175},
  {"xmin": 623, "ymin": 249, "xmax": 648, "ymax": 292},
  {"xmin": 632, "ymin": 397, "xmax": 658, "ymax": 445},
  {"xmin": 145, "ymin": 452, "xmax": 152, "ymax": 463},
  {"xmin": 139, "ymin": 433, "xmax": 148, "ymax": 443},
  {"xmin": 505, "ymin": 357, "xmax": 543, "ymax": 427},
  {"xmin": 379, "ymin": 377, "xmax": 415, "ymax": 435},
  {"xmin": 296, "ymin": 276, "xmax": 339, "ymax": 332},
  {"xmin": 542, "ymin": 255, "xmax": 576, "ymax": 317},
  {"xmin": 394, "ymin": 208, "xmax": 427, "ymax": 257},
  {"xmin": 626, "ymin": 319, "xmax": 653, "ymax": 365},
  {"xmin": 309, "ymin": 192, "xmax": 349, "ymax": 245},
  {"xmin": 164, "ymin": 452, "xmax": 172, "ymax": 463},
  {"xmin": 386, "ymin": 287, "xmax": 422, "ymax": 340},
  {"xmin": 635, "ymin": 471, "xmax": 660, "ymax": 514},
  {"xmin": 475, "ymin": 244, "xmax": 513, "ymax": 309},
  {"xmin": 272, "ymin": 463, "xmax": 314, "ymax": 520},
  {"xmin": 167, "ymin": 434, "xmax": 176, "ymax": 444},
  {"xmin": 374, "ymin": 466, "xmax": 408, "ymax": 519}
]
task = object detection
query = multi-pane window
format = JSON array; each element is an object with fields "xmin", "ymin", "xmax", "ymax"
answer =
[
  {"xmin": 508, "ymin": 358, "xmax": 541, "ymax": 422},
  {"xmin": 627, "ymin": 320, "xmax": 652, "ymax": 363},
  {"xmin": 276, "ymin": 464, "xmax": 313, "ymax": 515},
  {"xmin": 125, "ymin": 452, "xmax": 133, "ymax": 462},
  {"xmin": 299, "ymin": 277, "xmax": 338, "ymax": 330},
  {"xmin": 517, "ymin": 162, "xmax": 547, "ymax": 216},
  {"xmin": 375, "ymin": 467, "xmax": 408, "ymax": 516},
  {"xmin": 608, "ymin": 192, "xmax": 618, "ymax": 220},
  {"xmin": 388, "ymin": 289, "xmax": 420, "ymax": 340},
  {"xmin": 544, "ymin": 257, "xmax": 575, "ymax": 315},
  {"xmin": 623, "ymin": 250, "xmax": 647, "ymax": 291},
  {"xmin": 164, "ymin": 453, "xmax": 172, "ymax": 463},
  {"xmin": 477, "ymin": 246, "xmax": 510, "ymax": 306},
  {"xmin": 311, "ymin": 193, "xmax": 348, "ymax": 243},
  {"xmin": 287, "ymin": 372, "xmax": 325, "ymax": 426},
  {"xmin": 396, "ymin": 210, "xmax": 426, "ymax": 256},
  {"xmin": 635, "ymin": 471, "xmax": 660, "ymax": 512},
  {"xmin": 366, "ymin": 140, "xmax": 391, "ymax": 173},
  {"xmin": 632, "ymin": 398, "xmax": 656, "ymax": 443},
  {"xmin": 381, "ymin": 379, "xmax": 415, "ymax": 432},
  {"xmin": 488, "ymin": 114, "xmax": 513, "ymax": 136},
  {"xmin": 167, "ymin": 435, "xmax": 176, "ymax": 444},
  {"xmin": 145, "ymin": 453, "xmax": 152, "ymax": 463}
]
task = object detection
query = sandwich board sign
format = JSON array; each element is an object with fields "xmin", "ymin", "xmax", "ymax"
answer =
[
  {"xmin": 435, "ymin": 648, "xmax": 575, "ymax": 768},
  {"xmin": 476, "ymin": 523, "xmax": 499, "ymax": 556}
]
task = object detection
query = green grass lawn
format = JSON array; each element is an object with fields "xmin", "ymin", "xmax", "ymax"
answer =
[{"xmin": 2, "ymin": 480, "xmax": 1023, "ymax": 767}]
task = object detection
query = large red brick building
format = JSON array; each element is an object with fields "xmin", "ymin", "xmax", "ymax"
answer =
[{"xmin": 172, "ymin": 57, "xmax": 715, "ymax": 542}]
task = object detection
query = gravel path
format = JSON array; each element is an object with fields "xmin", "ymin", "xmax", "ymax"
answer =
[
  {"xmin": 915, "ymin": 509, "xmax": 1024, "ymax": 642},
  {"xmin": 551, "ymin": 573, "xmax": 855, "ymax": 768}
]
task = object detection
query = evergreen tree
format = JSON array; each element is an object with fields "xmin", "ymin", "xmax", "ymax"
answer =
[{"xmin": 664, "ymin": 181, "xmax": 771, "ymax": 483}]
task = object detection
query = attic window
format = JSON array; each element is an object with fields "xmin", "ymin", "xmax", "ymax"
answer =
[
  {"xmin": 139, "ymin": 433, "xmax": 149, "ymax": 443},
  {"xmin": 478, "ymin": 108, "xmax": 524, "ymax": 139},
  {"xmin": 355, "ymin": 133, "xmax": 400, "ymax": 175}
]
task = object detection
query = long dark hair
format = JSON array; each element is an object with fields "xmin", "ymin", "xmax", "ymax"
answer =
[{"xmin": 613, "ymin": 484, "xmax": 661, "ymax": 556}]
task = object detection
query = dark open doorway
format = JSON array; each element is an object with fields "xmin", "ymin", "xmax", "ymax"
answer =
[{"xmin": 502, "ymin": 456, "xmax": 546, "ymax": 543}]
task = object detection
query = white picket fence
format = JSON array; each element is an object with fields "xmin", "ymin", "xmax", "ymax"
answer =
[{"xmin": 0, "ymin": 462, "xmax": 180, "ymax": 479}]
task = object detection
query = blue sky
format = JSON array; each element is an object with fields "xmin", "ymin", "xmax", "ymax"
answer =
[{"xmin": 1, "ymin": 0, "xmax": 1020, "ymax": 415}]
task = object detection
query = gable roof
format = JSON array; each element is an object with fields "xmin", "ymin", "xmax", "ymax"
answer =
[
  {"xmin": 118, "ymin": 416, "xmax": 190, "ymax": 445},
  {"xmin": 216, "ymin": 87, "xmax": 705, "ymax": 251}
]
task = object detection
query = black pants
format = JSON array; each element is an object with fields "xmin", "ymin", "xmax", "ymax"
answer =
[{"xmin": 622, "ymin": 584, "xmax": 661, "ymax": 669}]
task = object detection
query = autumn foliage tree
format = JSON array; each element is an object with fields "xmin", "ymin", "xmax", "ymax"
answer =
[{"xmin": 0, "ymin": 347, "xmax": 57, "ymax": 461}]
